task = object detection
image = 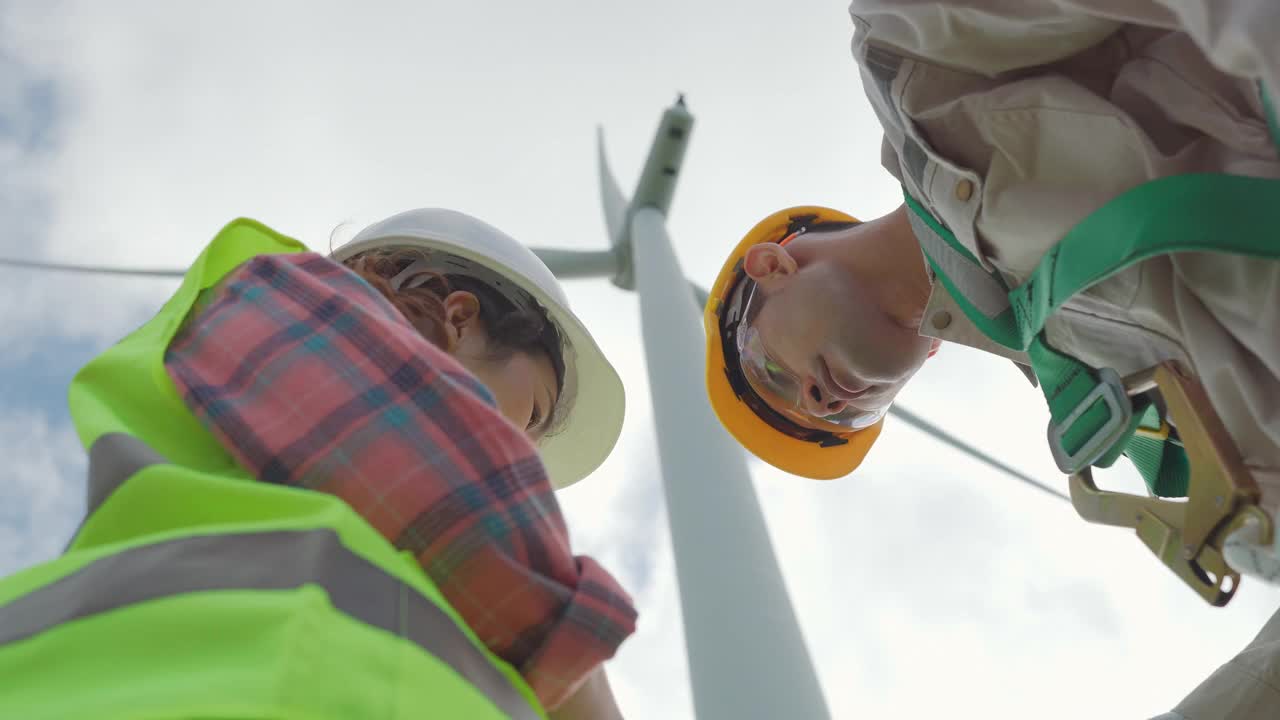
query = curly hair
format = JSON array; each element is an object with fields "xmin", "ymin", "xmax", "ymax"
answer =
[{"xmin": 341, "ymin": 247, "xmax": 566, "ymax": 407}]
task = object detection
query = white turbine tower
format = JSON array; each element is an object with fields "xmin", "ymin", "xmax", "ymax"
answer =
[{"xmin": 532, "ymin": 96, "xmax": 831, "ymax": 720}]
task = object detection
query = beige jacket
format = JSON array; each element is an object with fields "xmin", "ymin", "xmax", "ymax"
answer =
[{"xmin": 848, "ymin": 1, "xmax": 1280, "ymax": 717}]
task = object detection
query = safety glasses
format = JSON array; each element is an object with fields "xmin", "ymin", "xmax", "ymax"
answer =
[{"xmin": 734, "ymin": 289, "xmax": 887, "ymax": 433}]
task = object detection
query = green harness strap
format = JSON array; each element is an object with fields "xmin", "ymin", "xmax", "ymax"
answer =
[
  {"xmin": 907, "ymin": 85, "xmax": 1280, "ymax": 497},
  {"xmin": 1266, "ymin": 83, "xmax": 1280, "ymax": 154}
]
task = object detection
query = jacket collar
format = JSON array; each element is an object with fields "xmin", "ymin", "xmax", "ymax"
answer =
[{"xmin": 919, "ymin": 280, "xmax": 1039, "ymax": 387}]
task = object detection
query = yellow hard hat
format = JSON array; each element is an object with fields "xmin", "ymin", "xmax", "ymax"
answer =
[{"xmin": 703, "ymin": 206, "xmax": 883, "ymax": 480}]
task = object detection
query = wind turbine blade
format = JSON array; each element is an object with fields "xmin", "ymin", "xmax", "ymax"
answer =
[
  {"xmin": 597, "ymin": 126, "xmax": 629, "ymax": 247},
  {"xmin": 691, "ymin": 282, "xmax": 709, "ymax": 310},
  {"xmin": 529, "ymin": 248, "xmax": 618, "ymax": 280}
]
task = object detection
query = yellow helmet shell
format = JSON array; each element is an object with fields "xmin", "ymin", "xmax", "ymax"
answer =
[{"xmin": 702, "ymin": 206, "xmax": 883, "ymax": 480}]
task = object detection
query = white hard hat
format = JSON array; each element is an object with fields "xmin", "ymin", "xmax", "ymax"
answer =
[{"xmin": 332, "ymin": 208, "xmax": 625, "ymax": 489}]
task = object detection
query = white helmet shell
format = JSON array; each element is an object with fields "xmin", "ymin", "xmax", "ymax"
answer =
[{"xmin": 331, "ymin": 208, "xmax": 625, "ymax": 489}]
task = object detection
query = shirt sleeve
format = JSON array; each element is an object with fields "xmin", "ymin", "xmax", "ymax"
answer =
[
  {"xmin": 848, "ymin": 0, "xmax": 1280, "ymax": 101},
  {"xmin": 163, "ymin": 252, "xmax": 637, "ymax": 710}
]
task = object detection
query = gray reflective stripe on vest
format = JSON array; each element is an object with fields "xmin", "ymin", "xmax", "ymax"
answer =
[
  {"xmin": 63, "ymin": 433, "xmax": 170, "ymax": 553},
  {"xmin": 87, "ymin": 432, "xmax": 166, "ymax": 513},
  {"xmin": 0, "ymin": 529, "xmax": 539, "ymax": 720},
  {"xmin": 905, "ymin": 207, "xmax": 1010, "ymax": 318}
]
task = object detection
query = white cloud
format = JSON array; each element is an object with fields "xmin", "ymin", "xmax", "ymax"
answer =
[{"xmin": 0, "ymin": 409, "xmax": 84, "ymax": 576}]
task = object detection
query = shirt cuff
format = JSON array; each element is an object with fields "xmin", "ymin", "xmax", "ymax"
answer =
[{"xmin": 519, "ymin": 556, "xmax": 638, "ymax": 710}]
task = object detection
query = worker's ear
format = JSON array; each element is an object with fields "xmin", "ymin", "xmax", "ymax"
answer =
[
  {"xmin": 927, "ymin": 337, "xmax": 942, "ymax": 359},
  {"xmin": 442, "ymin": 290, "xmax": 482, "ymax": 351},
  {"xmin": 743, "ymin": 243, "xmax": 798, "ymax": 293}
]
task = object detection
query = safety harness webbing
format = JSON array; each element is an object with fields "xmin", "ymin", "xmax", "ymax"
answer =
[{"xmin": 906, "ymin": 85, "xmax": 1280, "ymax": 496}]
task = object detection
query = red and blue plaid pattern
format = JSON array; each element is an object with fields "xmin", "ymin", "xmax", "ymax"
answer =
[{"xmin": 165, "ymin": 252, "xmax": 636, "ymax": 709}]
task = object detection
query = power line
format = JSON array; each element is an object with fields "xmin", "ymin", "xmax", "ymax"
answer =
[
  {"xmin": 0, "ymin": 256, "xmax": 184, "ymax": 278},
  {"xmin": 0, "ymin": 253, "xmax": 1069, "ymax": 503},
  {"xmin": 888, "ymin": 405, "xmax": 1070, "ymax": 503}
]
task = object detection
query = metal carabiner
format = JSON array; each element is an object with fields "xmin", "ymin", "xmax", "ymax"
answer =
[{"xmin": 1067, "ymin": 361, "xmax": 1274, "ymax": 606}]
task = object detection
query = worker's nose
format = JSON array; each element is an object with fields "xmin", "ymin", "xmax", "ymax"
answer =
[{"xmin": 803, "ymin": 381, "xmax": 847, "ymax": 417}]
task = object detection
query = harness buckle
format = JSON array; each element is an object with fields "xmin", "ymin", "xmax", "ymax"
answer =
[
  {"xmin": 1047, "ymin": 367, "xmax": 1131, "ymax": 474},
  {"xmin": 1068, "ymin": 361, "xmax": 1273, "ymax": 606}
]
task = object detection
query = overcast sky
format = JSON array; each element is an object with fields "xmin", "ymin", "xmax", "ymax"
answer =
[{"xmin": 3, "ymin": 2, "xmax": 1278, "ymax": 718}]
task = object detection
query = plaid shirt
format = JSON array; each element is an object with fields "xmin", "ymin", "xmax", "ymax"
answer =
[{"xmin": 164, "ymin": 252, "xmax": 636, "ymax": 709}]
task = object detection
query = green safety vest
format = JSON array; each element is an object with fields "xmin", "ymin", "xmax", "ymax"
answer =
[
  {"xmin": 0, "ymin": 219, "xmax": 545, "ymax": 720},
  {"xmin": 906, "ymin": 85, "xmax": 1280, "ymax": 499}
]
